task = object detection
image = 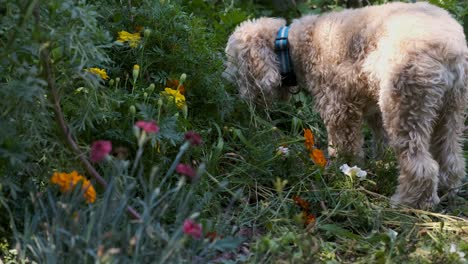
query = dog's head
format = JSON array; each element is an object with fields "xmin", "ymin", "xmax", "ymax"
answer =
[{"xmin": 224, "ymin": 17, "xmax": 291, "ymax": 106}]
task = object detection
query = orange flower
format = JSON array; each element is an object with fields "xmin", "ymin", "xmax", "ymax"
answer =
[
  {"xmin": 310, "ymin": 148, "xmax": 327, "ymax": 168},
  {"xmin": 293, "ymin": 196, "xmax": 310, "ymax": 212},
  {"xmin": 51, "ymin": 171, "xmax": 96, "ymax": 203},
  {"xmin": 303, "ymin": 212, "xmax": 316, "ymax": 226},
  {"xmin": 134, "ymin": 25, "xmax": 144, "ymax": 32},
  {"xmin": 167, "ymin": 79, "xmax": 185, "ymax": 94},
  {"xmin": 303, "ymin": 128, "xmax": 315, "ymax": 151}
]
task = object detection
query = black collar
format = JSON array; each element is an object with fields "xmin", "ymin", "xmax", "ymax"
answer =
[{"xmin": 274, "ymin": 26, "xmax": 297, "ymax": 87}]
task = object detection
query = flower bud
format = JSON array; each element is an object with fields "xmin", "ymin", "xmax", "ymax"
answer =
[
  {"xmin": 133, "ymin": 64, "xmax": 140, "ymax": 82},
  {"xmin": 144, "ymin": 92, "xmax": 148, "ymax": 99},
  {"xmin": 133, "ymin": 125, "xmax": 140, "ymax": 139},
  {"xmin": 147, "ymin": 83, "xmax": 155, "ymax": 93},
  {"xmin": 180, "ymin": 73, "xmax": 187, "ymax": 84},
  {"xmin": 115, "ymin": 77, "xmax": 121, "ymax": 82},
  {"xmin": 144, "ymin": 29, "xmax": 151, "ymax": 38},
  {"xmin": 157, "ymin": 98, "xmax": 163, "ymax": 107},
  {"xmin": 129, "ymin": 105, "xmax": 136, "ymax": 115},
  {"xmin": 182, "ymin": 104, "xmax": 188, "ymax": 119},
  {"xmin": 109, "ymin": 79, "xmax": 115, "ymax": 86}
]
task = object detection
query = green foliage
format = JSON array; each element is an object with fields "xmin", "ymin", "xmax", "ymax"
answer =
[{"xmin": 1, "ymin": 0, "xmax": 467, "ymax": 263}]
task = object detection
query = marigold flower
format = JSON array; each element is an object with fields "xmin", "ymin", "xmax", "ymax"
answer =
[
  {"xmin": 310, "ymin": 148, "xmax": 327, "ymax": 168},
  {"xmin": 90, "ymin": 140, "xmax": 112, "ymax": 163},
  {"xmin": 167, "ymin": 79, "xmax": 185, "ymax": 94},
  {"xmin": 303, "ymin": 128, "xmax": 315, "ymax": 151},
  {"xmin": 50, "ymin": 171, "xmax": 96, "ymax": 203},
  {"xmin": 292, "ymin": 196, "xmax": 310, "ymax": 212},
  {"xmin": 303, "ymin": 211, "xmax": 316, "ymax": 226},
  {"xmin": 161, "ymin": 88, "xmax": 186, "ymax": 108},
  {"xmin": 117, "ymin": 30, "xmax": 141, "ymax": 48},
  {"xmin": 87, "ymin": 68, "xmax": 109, "ymax": 80},
  {"xmin": 135, "ymin": 120, "xmax": 160, "ymax": 133},
  {"xmin": 176, "ymin": 163, "xmax": 196, "ymax": 178},
  {"xmin": 184, "ymin": 131, "xmax": 202, "ymax": 146},
  {"xmin": 183, "ymin": 219, "xmax": 202, "ymax": 239}
]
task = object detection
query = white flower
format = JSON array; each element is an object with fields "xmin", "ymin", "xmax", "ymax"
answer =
[
  {"xmin": 340, "ymin": 164, "xmax": 367, "ymax": 180},
  {"xmin": 277, "ymin": 146, "xmax": 289, "ymax": 156},
  {"xmin": 449, "ymin": 243, "xmax": 466, "ymax": 260}
]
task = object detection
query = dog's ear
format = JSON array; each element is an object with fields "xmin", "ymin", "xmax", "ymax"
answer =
[
  {"xmin": 226, "ymin": 19, "xmax": 285, "ymax": 102},
  {"xmin": 237, "ymin": 37, "xmax": 281, "ymax": 95}
]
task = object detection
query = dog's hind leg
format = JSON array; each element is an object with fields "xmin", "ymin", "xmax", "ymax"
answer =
[
  {"xmin": 430, "ymin": 64, "xmax": 467, "ymax": 198},
  {"xmin": 381, "ymin": 57, "xmax": 447, "ymax": 209}
]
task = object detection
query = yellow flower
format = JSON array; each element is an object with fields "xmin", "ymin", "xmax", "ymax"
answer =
[
  {"xmin": 117, "ymin": 31, "xmax": 141, "ymax": 48},
  {"xmin": 87, "ymin": 68, "xmax": 109, "ymax": 80},
  {"xmin": 309, "ymin": 148, "xmax": 327, "ymax": 168},
  {"xmin": 51, "ymin": 171, "xmax": 96, "ymax": 203},
  {"xmin": 161, "ymin": 87, "xmax": 186, "ymax": 108},
  {"xmin": 303, "ymin": 128, "xmax": 315, "ymax": 151}
]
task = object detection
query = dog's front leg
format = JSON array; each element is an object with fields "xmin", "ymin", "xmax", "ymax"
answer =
[{"xmin": 320, "ymin": 99, "xmax": 365, "ymax": 164}]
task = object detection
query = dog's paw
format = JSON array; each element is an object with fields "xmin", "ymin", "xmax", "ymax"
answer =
[
  {"xmin": 416, "ymin": 194, "xmax": 440, "ymax": 210},
  {"xmin": 390, "ymin": 192, "xmax": 440, "ymax": 210}
]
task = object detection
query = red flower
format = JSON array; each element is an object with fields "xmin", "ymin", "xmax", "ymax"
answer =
[
  {"xmin": 176, "ymin": 164, "xmax": 196, "ymax": 178},
  {"xmin": 184, "ymin": 131, "xmax": 202, "ymax": 146},
  {"xmin": 90, "ymin": 140, "xmax": 112, "ymax": 163},
  {"xmin": 135, "ymin": 120, "xmax": 160, "ymax": 133},
  {"xmin": 183, "ymin": 219, "xmax": 202, "ymax": 239}
]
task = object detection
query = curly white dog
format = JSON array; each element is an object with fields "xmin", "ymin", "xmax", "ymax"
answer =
[{"xmin": 224, "ymin": 2, "xmax": 467, "ymax": 209}]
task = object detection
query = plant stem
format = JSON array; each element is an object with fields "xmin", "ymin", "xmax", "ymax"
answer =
[{"xmin": 41, "ymin": 48, "xmax": 141, "ymax": 220}]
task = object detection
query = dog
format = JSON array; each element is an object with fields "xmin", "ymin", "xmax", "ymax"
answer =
[{"xmin": 224, "ymin": 2, "xmax": 467, "ymax": 209}]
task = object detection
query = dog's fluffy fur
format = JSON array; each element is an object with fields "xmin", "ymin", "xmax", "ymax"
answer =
[{"xmin": 225, "ymin": 2, "xmax": 467, "ymax": 209}]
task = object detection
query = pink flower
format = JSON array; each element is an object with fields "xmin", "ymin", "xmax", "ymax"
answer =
[
  {"xmin": 90, "ymin": 140, "xmax": 112, "ymax": 163},
  {"xmin": 176, "ymin": 164, "xmax": 196, "ymax": 178},
  {"xmin": 135, "ymin": 120, "xmax": 160, "ymax": 133},
  {"xmin": 184, "ymin": 131, "xmax": 202, "ymax": 146},
  {"xmin": 183, "ymin": 219, "xmax": 202, "ymax": 239}
]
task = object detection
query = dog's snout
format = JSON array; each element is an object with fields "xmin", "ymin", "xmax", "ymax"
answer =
[{"xmin": 222, "ymin": 64, "xmax": 236, "ymax": 83}]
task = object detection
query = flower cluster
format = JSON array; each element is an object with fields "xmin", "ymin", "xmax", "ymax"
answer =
[
  {"xmin": 303, "ymin": 129, "xmax": 327, "ymax": 168},
  {"xmin": 117, "ymin": 30, "xmax": 141, "ymax": 48},
  {"xmin": 50, "ymin": 171, "xmax": 96, "ymax": 203},
  {"xmin": 292, "ymin": 196, "xmax": 316, "ymax": 227}
]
